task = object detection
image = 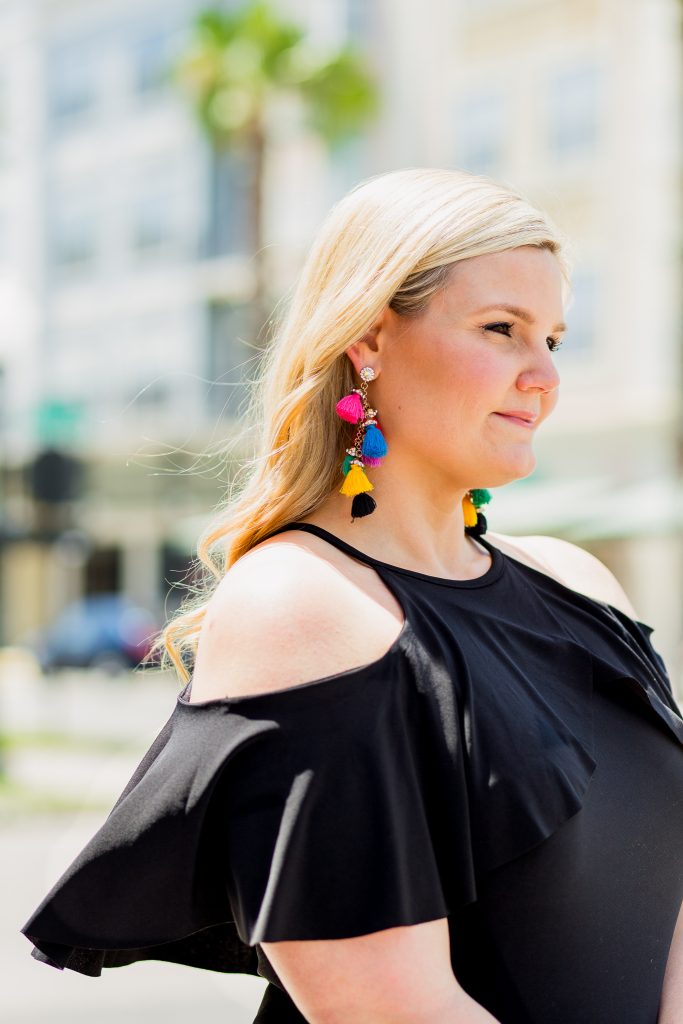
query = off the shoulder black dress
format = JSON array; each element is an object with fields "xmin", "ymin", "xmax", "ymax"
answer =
[{"xmin": 20, "ymin": 523, "xmax": 683, "ymax": 1024}]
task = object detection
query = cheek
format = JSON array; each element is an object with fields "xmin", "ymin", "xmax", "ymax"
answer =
[
  {"xmin": 431, "ymin": 348, "xmax": 502, "ymax": 416},
  {"xmin": 403, "ymin": 355, "xmax": 495, "ymax": 441},
  {"xmin": 385, "ymin": 336, "xmax": 502, "ymax": 432}
]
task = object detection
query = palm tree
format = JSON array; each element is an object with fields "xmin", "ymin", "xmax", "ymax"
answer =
[{"xmin": 174, "ymin": 0, "xmax": 378, "ymax": 347}]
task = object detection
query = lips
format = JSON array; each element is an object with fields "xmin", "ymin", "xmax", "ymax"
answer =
[{"xmin": 494, "ymin": 411, "xmax": 538, "ymax": 427}]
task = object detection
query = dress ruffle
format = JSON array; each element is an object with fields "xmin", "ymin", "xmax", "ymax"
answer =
[
  {"xmin": 20, "ymin": 609, "xmax": 682, "ymax": 980},
  {"xmin": 21, "ymin": 639, "xmax": 451, "ymax": 976}
]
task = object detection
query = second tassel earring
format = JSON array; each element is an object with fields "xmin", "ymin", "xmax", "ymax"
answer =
[
  {"xmin": 335, "ymin": 366, "xmax": 387, "ymax": 520},
  {"xmin": 462, "ymin": 488, "xmax": 491, "ymax": 536}
]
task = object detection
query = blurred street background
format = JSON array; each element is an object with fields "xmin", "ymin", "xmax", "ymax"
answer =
[{"xmin": 1, "ymin": 0, "xmax": 682, "ymax": 1020}]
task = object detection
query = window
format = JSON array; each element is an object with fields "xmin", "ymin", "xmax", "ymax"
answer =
[
  {"xmin": 463, "ymin": 0, "xmax": 520, "ymax": 7},
  {"xmin": 131, "ymin": 191, "xmax": 173, "ymax": 254},
  {"xmin": 329, "ymin": 135, "xmax": 367, "ymax": 196},
  {"xmin": 131, "ymin": 378, "xmax": 168, "ymax": 406},
  {"xmin": 0, "ymin": 74, "xmax": 8, "ymax": 165},
  {"xmin": 546, "ymin": 62, "xmax": 601, "ymax": 160},
  {"xmin": 50, "ymin": 204, "xmax": 97, "ymax": 273},
  {"xmin": 564, "ymin": 270, "xmax": 597, "ymax": 356},
  {"xmin": 47, "ymin": 39, "xmax": 100, "ymax": 127},
  {"xmin": 455, "ymin": 90, "xmax": 505, "ymax": 176},
  {"xmin": 129, "ymin": 161, "xmax": 196, "ymax": 261},
  {"xmin": 206, "ymin": 301, "xmax": 252, "ymax": 420},
  {"xmin": 204, "ymin": 149, "xmax": 250, "ymax": 258},
  {"xmin": 130, "ymin": 23, "xmax": 185, "ymax": 97},
  {"xmin": 0, "ymin": 364, "xmax": 6, "ymax": 435},
  {"xmin": 345, "ymin": 0, "xmax": 374, "ymax": 42}
]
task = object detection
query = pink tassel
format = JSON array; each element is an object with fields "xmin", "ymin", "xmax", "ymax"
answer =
[
  {"xmin": 363, "ymin": 455, "xmax": 384, "ymax": 466},
  {"xmin": 336, "ymin": 392, "xmax": 364, "ymax": 423}
]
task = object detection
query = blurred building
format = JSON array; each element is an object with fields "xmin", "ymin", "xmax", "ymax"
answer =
[
  {"xmin": 0, "ymin": 0, "xmax": 366, "ymax": 644},
  {"xmin": 443, "ymin": 0, "xmax": 683, "ymax": 684},
  {"xmin": 0, "ymin": 0, "xmax": 681, "ymax": 688},
  {"xmin": 338, "ymin": 0, "xmax": 683, "ymax": 684}
]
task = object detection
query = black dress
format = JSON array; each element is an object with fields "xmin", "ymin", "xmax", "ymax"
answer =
[{"xmin": 20, "ymin": 523, "xmax": 683, "ymax": 1024}]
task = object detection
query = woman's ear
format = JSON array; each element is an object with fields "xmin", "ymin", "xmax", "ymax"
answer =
[{"xmin": 344, "ymin": 309, "xmax": 387, "ymax": 375}]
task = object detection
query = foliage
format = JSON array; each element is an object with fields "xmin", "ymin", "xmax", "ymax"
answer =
[{"xmin": 174, "ymin": 0, "xmax": 378, "ymax": 151}]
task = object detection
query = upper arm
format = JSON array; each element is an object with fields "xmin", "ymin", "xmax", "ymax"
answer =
[
  {"xmin": 261, "ymin": 917, "xmax": 465, "ymax": 1024},
  {"xmin": 492, "ymin": 532, "xmax": 640, "ymax": 621},
  {"xmin": 659, "ymin": 898, "xmax": 683, "ymax": 1024},
  {"xmin": 192, "ymin": 546, "xmax": 465, "ymax": 1020},
  {"xmin": 190, "ymin": 539, "xmax": 405, "ymax": 701}
]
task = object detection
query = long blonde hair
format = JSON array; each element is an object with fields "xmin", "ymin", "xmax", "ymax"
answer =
[{"xmin": 148, "ymin": 167, "xmax": 573, "ymax": 683}]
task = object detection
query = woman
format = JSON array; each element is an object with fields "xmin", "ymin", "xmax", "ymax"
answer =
[{"xmin": 21, "ymin": 168, "xmax": 683, "ymax": 1023}]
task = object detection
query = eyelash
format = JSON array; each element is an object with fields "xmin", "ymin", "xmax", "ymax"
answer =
[{"xmin": 484, "ymin": 322, "xmax": 564, "ymax": 352}]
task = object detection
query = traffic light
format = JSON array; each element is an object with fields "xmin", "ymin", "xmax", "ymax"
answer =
[{"xmin": 27, "ymin": 447, "xmax": 84, "ymax": 504}]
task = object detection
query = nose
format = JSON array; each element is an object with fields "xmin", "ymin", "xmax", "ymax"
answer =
[{"xmin": 517, "ymin": 349, "xmax": 561, "ymax": 394}]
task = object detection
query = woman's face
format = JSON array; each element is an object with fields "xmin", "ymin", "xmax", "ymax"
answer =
[{"xmin": 369, "ymin": 245, "xmax": 565, "ymax": 491}]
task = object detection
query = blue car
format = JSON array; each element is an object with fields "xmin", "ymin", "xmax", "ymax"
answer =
[{"xmin": 31, "ymin": 594, "xmax": 160, "ymax": 675}]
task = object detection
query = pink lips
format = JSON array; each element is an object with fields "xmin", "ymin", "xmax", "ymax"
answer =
[{"xmin": 494, "ymin": 411, "xmax": 538, "ymax": 427}]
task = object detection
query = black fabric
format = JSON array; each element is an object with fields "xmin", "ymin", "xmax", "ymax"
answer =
[{"xmin": 20, "ymin": 522, "xmax": 683, "ymax": 1024}]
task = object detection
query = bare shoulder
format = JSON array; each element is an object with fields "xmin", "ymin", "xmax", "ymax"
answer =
[
  {"xmin": 189, "ymin": 532, "xmax": 405, "ymax": 703},
  {"xmin": 487, "ymin": 530, "xmax": 640, "ymax": 620}
]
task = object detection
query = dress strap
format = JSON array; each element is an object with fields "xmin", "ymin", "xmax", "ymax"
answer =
[
  {"xmin": 262, "ymin": 522, "xmax": 385, "ymax": 569},
  {"xmin": 261, "ymin": 522, "xmax": 502, "ymax": 589}
]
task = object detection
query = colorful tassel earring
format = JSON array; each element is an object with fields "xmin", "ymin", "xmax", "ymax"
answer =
[
  {"xmin": 336, "ymin": 365, "xmax": 387, "ymax": 520},
  {"xmin": 463, "ymin": 488, "xmax": 491, "ymax": 537}
]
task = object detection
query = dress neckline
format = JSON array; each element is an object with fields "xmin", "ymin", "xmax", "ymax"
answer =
[{"xmin": 264, "ymin": 522, "xmax": 505, "ymax": 589}]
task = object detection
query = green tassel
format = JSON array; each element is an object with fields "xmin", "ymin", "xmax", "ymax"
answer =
[
  {"xmin": 469, "ymin": 488, "xmax": 491, "ymax": 508},
  {"xmin": 341, "ymin": 454, "xmax": 354, "ymax": 475}
]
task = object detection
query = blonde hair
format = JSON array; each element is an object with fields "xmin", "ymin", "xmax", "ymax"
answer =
[{"xmin": 148, "ymin": 166, "xmax": 573, "ymax": 683}]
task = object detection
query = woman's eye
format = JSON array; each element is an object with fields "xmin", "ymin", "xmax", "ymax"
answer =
[
  {"xmin": 485, "ymin": 322, "xmax": 564, "ymax": 353},
  {"xmin": 484, "ymin": 322, "xmax": 513, "ymax": 337}
]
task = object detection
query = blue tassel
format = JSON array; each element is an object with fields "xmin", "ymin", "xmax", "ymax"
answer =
[{"xmin": 361, "ymin": 423, "xmax": 387, "ymax": 458}]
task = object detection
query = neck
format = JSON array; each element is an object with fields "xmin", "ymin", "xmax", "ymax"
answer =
[{"xmin": 300, "ymin": 488, "xmax": 490, "ymax": 580}]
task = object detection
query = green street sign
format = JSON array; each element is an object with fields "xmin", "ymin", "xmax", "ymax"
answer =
[{"xmin": 35, "ymin": 399, "xmax": 86, "ymax": 445}]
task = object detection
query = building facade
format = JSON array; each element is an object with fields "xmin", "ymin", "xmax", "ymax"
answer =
[{"xmin": 0, "ymin": 0, "xmax": 681, "ymax": 689}]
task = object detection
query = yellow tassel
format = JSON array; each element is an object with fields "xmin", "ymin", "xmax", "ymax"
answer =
[
  {"xmin": 339, "ymin": 463, "xmax": 373, "ymax": 496},
  {"xmin": 462, "ymin": 492, "xmax": 478, "ymax": 527}
]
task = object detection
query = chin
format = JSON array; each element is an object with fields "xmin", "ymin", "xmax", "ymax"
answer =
[{"xmin": 487, "ymin": 455, "xmax": 536, "ymax": 487}]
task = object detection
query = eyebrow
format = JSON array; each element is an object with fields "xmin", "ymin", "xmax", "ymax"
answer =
[{"xmin": 473, "ymin": 303, "xmax": 567, "ymax": 333}]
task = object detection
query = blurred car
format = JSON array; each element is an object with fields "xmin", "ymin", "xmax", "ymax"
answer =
[{"xmin": 29, "ymin": 593, "xmax": 160, "ymax": 675}]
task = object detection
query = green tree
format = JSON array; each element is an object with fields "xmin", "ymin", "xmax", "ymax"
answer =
[{"xmin": 175, "ymin": 0, "xmax": 378, "ymax": 346}]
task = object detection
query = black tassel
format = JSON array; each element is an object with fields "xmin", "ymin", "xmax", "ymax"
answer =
[
  {"xmin": 465, "ymin": 511, "xmax": 488, "ymax": 537},
  {"xmin": 351, "ymin": 493, "xmax": 377, "ymax": 519}
]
